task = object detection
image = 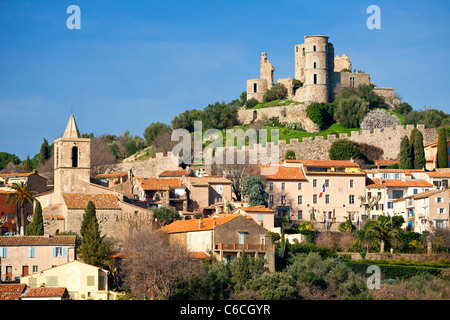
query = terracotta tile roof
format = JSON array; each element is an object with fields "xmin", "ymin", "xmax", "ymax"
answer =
[
  {"xmin": 366, "ymin": 178, "xmax": 385, "ymax": 188},
  {"xmin": 161, "ymin": 214, "xmax": 240, "ymax": 234},
  {"xmin": 381, "ymin": 180, "xmax": 434, "ymax": 188},
  {"xmin": 0, "ymin": 235, "xmax": 76, "ymax": 246},
  {"xmin": 62, "ymin": 193, "xmax": 120, "ymax": 210},
  {"xmin": 22, "ymin": 287, "xmax": 68, "ymax": 298},
  {"xmin": 0, "ymin": 172, "xmax": 35, "ymax": 177},
  {"xmin": 426, "ymin": 172, "xmax": 450, "ymax": 178},
  {"xmin": 0, "ymin": 284, "xmax": 27, "ymax": 300},
  {"xmin": 238, "ymin": 205, "xmax": 276, "ymax": 213},
  {"xmin": 189, "ymin": 251, "xmax": 210, "ymax": 259},
  {"xmin": 95, "ymin": 171, "xmax": 128, "ymax": 179},
  {"xmin": 201, "ymin": 176, "xmax": 232, "ymax": 184},
  {"xmin": 138, "ymin": 177, "xmax": 186, "ymax": 190},
  {"xmin": 374, "ymin": 159, "xmax": 398, "ymax": 165},
  {"xmin": 159, "ymin": 170, "xmax": 190, "ymax": 177},
  {"xmin": 413, "ymin": 189, "xmax": 447, "ymax": 200},
  {"xmin": 260, "ymin": 165, "xmax": 307, "ymax": 180},
  {"xmin": 289, "ymin": 159, "xmax": 360, "ymax": 168}
]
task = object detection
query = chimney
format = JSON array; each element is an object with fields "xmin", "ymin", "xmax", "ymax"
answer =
[
  {"xmin": 213, "ymin": 218, "xmax": 217, "ymax": 228},
  {"xmin": 199, "ymin": 218, "xmax": 203, "ymax": 229}
]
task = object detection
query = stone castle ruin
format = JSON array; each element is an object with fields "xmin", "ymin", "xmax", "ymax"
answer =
[{"xmin": 246, "ymin": 35, "xmax": 396, "ymax": 105}]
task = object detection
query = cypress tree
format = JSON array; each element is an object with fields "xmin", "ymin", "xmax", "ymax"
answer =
[
  {"xmin": 437, "ymin": 127, "xmax": 448, "ymax": 168},
  {"xmin": 80, "ymin": 201, "xmax": 97, "ymax": 238},
  {"xmin": 413, "ymin": 131, "xmax": 425, "ymax": 169},
  {"xmin": 79, "ymin": 216, "xmax": 110, "ymax": 268},
  {"xmin": 409, "ymin": 127, "xmax": 418, "ymax": 165},
  {"xmin": 399, "ymin": 135, "xmax": 413, "ymax": 169},
  {"xmin": 23, "ymin": 155, "xmax": 32, "ymax": 173},
  {"xmin": 26, "ymin": 200, "xmax": 44, "ymax": 235}
]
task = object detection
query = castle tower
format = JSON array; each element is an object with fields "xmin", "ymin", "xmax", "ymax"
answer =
[
  {"xmin": 296, "ymin": 35, "xmax": 334, "ymax": 103},
  {"xmin": 53, "ymin": 114, "xmax": 91, "ymax": 202}
]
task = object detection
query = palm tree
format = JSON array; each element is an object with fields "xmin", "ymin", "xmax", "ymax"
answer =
[
  {"xmin": 6, "ymin": 182, "xmax": 37, "ymax": 235},
  {"xmin": 365, "ymin": 218, "xmax": 399, "ymax": 253}
]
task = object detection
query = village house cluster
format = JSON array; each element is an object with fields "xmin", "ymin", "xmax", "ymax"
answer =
[{"xmin": 0, "ymin": 111, "xmax": 449, "ymax": 300}]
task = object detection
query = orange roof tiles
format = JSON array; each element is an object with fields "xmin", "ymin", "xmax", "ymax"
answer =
[
  {"xmin": 95, "ymin": 171, "xmax": 128, "ymax": 179},
  {"xmin": 22, "ymin": 287, "xmax": 68, "ymax": 298},
  {"xmin": 426, "ymin": 172, "xmax": 450, "ymax": 178},
  {"xmin": 238, "ymin": 205, "xmax": 276, "ymax": 213},
  {"xmin": 261, "ymin": 165, "xmax": 307, "ymax": 180},
  {"xmin": 0, "ymin": 235, "xmax": 76, "ymax": 246},
  {"xmin": 0, "ymin": 284, "xmax": 27, "ymax": 300},
  {"xmin": 62, "ymin": 193, "xmax": 120, "ymax": 209},
  {"xmin": 381, "ymin": 180, "xmax": 433, "ymax": 187},
  {"xmin": 161, "ymin": 214, "xmax": 240, "ymax": 234},
  {"xmin": 138, "ymin": 177, "xmax": 186, "ymax": 190},
  {"xmin": 0, "ymin": 172, "xmax": 36, "ymax": 177},
  {"xmin": 366, "ymin": 178, "xmax": 385, "ymax": 188},
  {"xmin": 159, "ymin": 170, "xmax": 190, "ymax": 177}
]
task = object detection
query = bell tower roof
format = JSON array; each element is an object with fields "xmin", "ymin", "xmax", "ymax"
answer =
[{"xmin": 63, "ymin": 114, "xmax": 81, "ymax": 139}]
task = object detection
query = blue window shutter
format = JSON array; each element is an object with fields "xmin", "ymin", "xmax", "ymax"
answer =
[
  {"xmin": 3, "ymin": 248, "xmax": 7, "ymax": 258},
  {"xmin": 31, "ymin": 247, "xmax": 35, "ymax": 258},
  {"xmin": 28, "ymin": 247, "xmax": 31, "ymax": 257},
  {"xmin": 52, "ymin": 247, "xmax": 56, "ymax": 257},
  {"xmin": 62, "ymin": 247, "xmax": 66, "ymax": 257}
]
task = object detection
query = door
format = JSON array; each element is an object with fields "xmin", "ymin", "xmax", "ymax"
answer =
[
  {"xmin": 6, "ymin": 266, "xmax": 12, "ymax": 281},
  {"xmin": 22, "ymin": 265, "xmax": 29, "ymax": 277}
]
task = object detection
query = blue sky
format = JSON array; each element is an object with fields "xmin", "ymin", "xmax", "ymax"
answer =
[{"xmin": 0, "ymin": 0, "xmax": 449, "ymax": 160}]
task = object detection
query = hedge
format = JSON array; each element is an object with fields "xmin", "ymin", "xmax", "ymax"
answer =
[{"xmin": 346, "ymin": 260, "xmax": 445, "ymax": 279}]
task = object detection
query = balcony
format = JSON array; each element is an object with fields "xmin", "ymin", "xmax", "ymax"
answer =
[{"xmin": 214, "ymin": 243, "xmax": 274, "ymax": 252}]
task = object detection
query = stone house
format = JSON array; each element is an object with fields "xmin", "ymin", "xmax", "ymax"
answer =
[
  {"xmin": 161, "ymin": 214, "xmax": 275, "ymax": 272},
  {"xmin": 393, "ymin": 189, "xmax": 449, "ymax": 233},
  {"xmin": 94, "ymin": 171, "xmax": 130, "ymax": 188},
  {"xmin": 35, "ymin": 114, "xmax": 153, "ymax": 239},
  {"xmin": 424, "ymin": 139, "xmax": 450, "ymax": 170},
  {"xmin": 262, "ymin": 159, "xmax": 366, "ymax": 224},
  {"xmin": 364, "ymin": 178, "xmax": 386, "ymax": 220},
  {"xmin": 183, "ymin": 175, "xmax": 233, "ymax": 215},
  {"xmin": 20, "ymin": 260, "xmax": 118, "ymax": 300},
  {"xmin": 232, "ymin": 205, "xmax": 276, "ymax": 230},
  {"xmin": 0, "ymin": 235, "xmax": 76, "ymax": 281},
  {"xmin": 135, "ymin": 177, "xmax": 188, "ymax": 212}
]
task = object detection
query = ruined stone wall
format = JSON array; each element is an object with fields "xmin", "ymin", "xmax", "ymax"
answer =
[
  {"xmin": 334, "ymin": 54, "xmax": 352, "ymax": 72},
  {"xmin": 113, "ymin": 152, "xmax": 180, "ymax": 178},
  {"xmin": 237, "ymin": 105, "xmax": 320, "ymax": 133}
]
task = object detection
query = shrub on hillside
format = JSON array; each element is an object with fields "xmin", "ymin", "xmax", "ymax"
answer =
[
  {"xmin": 306, "ymin": 102, "xmax": 335, "ymax": 130},
  {"xmin": 329, "ymin": 139, "xmax": 362, "ymax": 160},
  {"xmin": 263, "ymin": 83, "xmax": 287, "ymax": 103}
]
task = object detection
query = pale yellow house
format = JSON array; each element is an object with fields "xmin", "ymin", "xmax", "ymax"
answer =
[
  {"xmin": 20, "ymin": 260, "xmax": 119, "ymax": 300},
  {"xmin": 232, "ymin": 205, "xmax": 276, "ymax": 230}
]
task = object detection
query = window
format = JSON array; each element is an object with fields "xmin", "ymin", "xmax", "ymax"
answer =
[
  {"xmin": 281, "ymin": 195, "xmax": 286, "ymax": 204},
  {"xmin": 87, "ymin": 276, "xmax": 95, "ymax": 286},
  {"xmin": 387, "ymin": 202, "xmax": 393, "ymax": 209},
  {"xmin": 98, "ymin": 276, "xmax": 106, "ymax": 291},
  {"xmin": 394, "ymin": 173, "xmax": 400, "ymax": 179},
  {"xmin": 253, "ymin": 83, "xmax": 258, "ymax": 93},
  {"xmin": 216, "ymin": 184, "xmax": 223, "ymax": 195},
  {"xmin": 313, "ymin": 74, "xmax": 317, "ymax": 84},
  {"xmin": 438, "ymin": 208, "xmax": 446, "ymax": 214},
  {"xmin": 313, "ymin": 194, "xmax": 317, "ymax": 204},
  {"xmin": 349, "ymin": 180, "xmax": 354, "ymax": 188},
  {"xmin": 71, "ymin": 147, "xmax": 79, "ymax": 168},
  {"xmin": 298, "ymin": 195, "xmax": 302, "ymax": 204},
  {"xmin": 269, "ymin": 195, "xmax": 274, "ymax": 205},
  {"xmin": 313, "ymin": 45, "xmax": 316, "ymax": 51},
  {"xmin": 313, "ymin": 62, "xmax": 317, "ymax": 68},
  {"xmin": 0, "ymin": 247, "xmax": 7, "ymax": 258},
  {"xmin": 349, "ymin": 76, "xmax": 355, "ymax": 87},
  {"xmin": 325, "ymin": 179, "xmax": 329, "ymax": 187},
  {"xmin": 436, "ymin": 197, "xmax": 443, "ymax": 203},
  {"xmin": 52, "ymin": 247, "xmax": 66, "ymax": 257},
  {"xmin": 281, "ymin": 183, "xmax": 285, "ymax": 191},
  {"xmin": 313, "ymin": 179, "xmax": 317, "ymax": 187},
  {"xmin": 298, "ymin": 183, "xmax": 302, "ymax": 190},
  {"xmin": 269, "ymin": 183, "xmax": 274, "ymax": 191},
  {"xmin": 349, "ymin": 195, "xmax": 355, "ymax": 204},
  {"xmin": 298, "ymin": 210, "xmax": 303, "ymax": 220},
  {"xmin": 28, "ymin": 247, "xmax": 35, "ymax": 258},
  {"xmin": 32, "ymin": 266, "xmax": 38, "ymax": 273},
  {"xmin": 392, "ymin": 190, "xmax": 404, "ymax": 199},
  {"xmin": 325, "ymin": 195, "xmax": 330, "ymax": 204},
  {"xmin": 238, "ymin": 232, "xmax": 245, "ymax": 245},
  {"xmin": 413, "ymin": 189, "xmax": 418, "ymax": 195}
]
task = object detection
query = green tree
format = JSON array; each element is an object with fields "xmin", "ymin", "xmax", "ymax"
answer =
[
  {"xmin": 245, "ymin": 98, "xmax": 259, "ymax": 109},
  {"xmin": 413, "ymin": 130, "xmax": 425, "ymax": 169},
  {"xmin": 38, "ymin": 138, "xmax": 51, "ymax": 164},
  {"xmin": 398, "ymin": 135, "xmax": 413, "ymax": 169},
  {"xmin": 171, "ymin": 109, "xmax": 203, "ymax": 132},
  {"xmin": 0, "ymin": 152, "xmax": 21, "ymax": 171},
  {"xmin": 285, "ymin": 150, "xmax": 296, "ymax": 160},
  {"xmin": 329, "ymin": 139, "xmax": 361, "ymax": 160},
  {"xmin": 365, "ymin": 218, "xmax": 399, "ymax": 253},
  {"xmin": 437, "ymin": 127, "xmax": 448, "ymax": 168},
  {"xmin": 80, "ymin": 201, "xmax": 97, "ymax": 238},
  {"xmin": 26, "ymin": 200, "xmax": 44, "ymax": 235},
  {"xmin": 201, "ymin": 101, "xmax": 239, "ymax": 131},
  {"xmin": 143, "ymin": 122, "xmax": 171, "ymax": 146},
  {"xmin": 79, "ymin": 215, "xmax": 110, "ymax": 268},
  {"xmin": 262, "ymin": 83, "xmax": 287, "ymax": 103},
  {"xmin": 334, "ymin": 96, "xmax": 368, "ymax": 128},
  {"xmin": 6, "ymin": 182, "xmax": 37, "ymax": 235},
  {"xmin": 242, "ymin": 175, "xmax": 268, "ymax": 207},
  {"xmin": 306, "ymin": 102, "xmax": 335, "ymax": 130},
  {"xmin": 23, "ymin": 155, "xmax": 32, "ymax": 173},
  {"xmin": 152, "ymin": 206, "xmax": 181, "ymax": 227},
  {"xmin": 230, "ymin": 251, "xmax": 251, "ymax": 291}
]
